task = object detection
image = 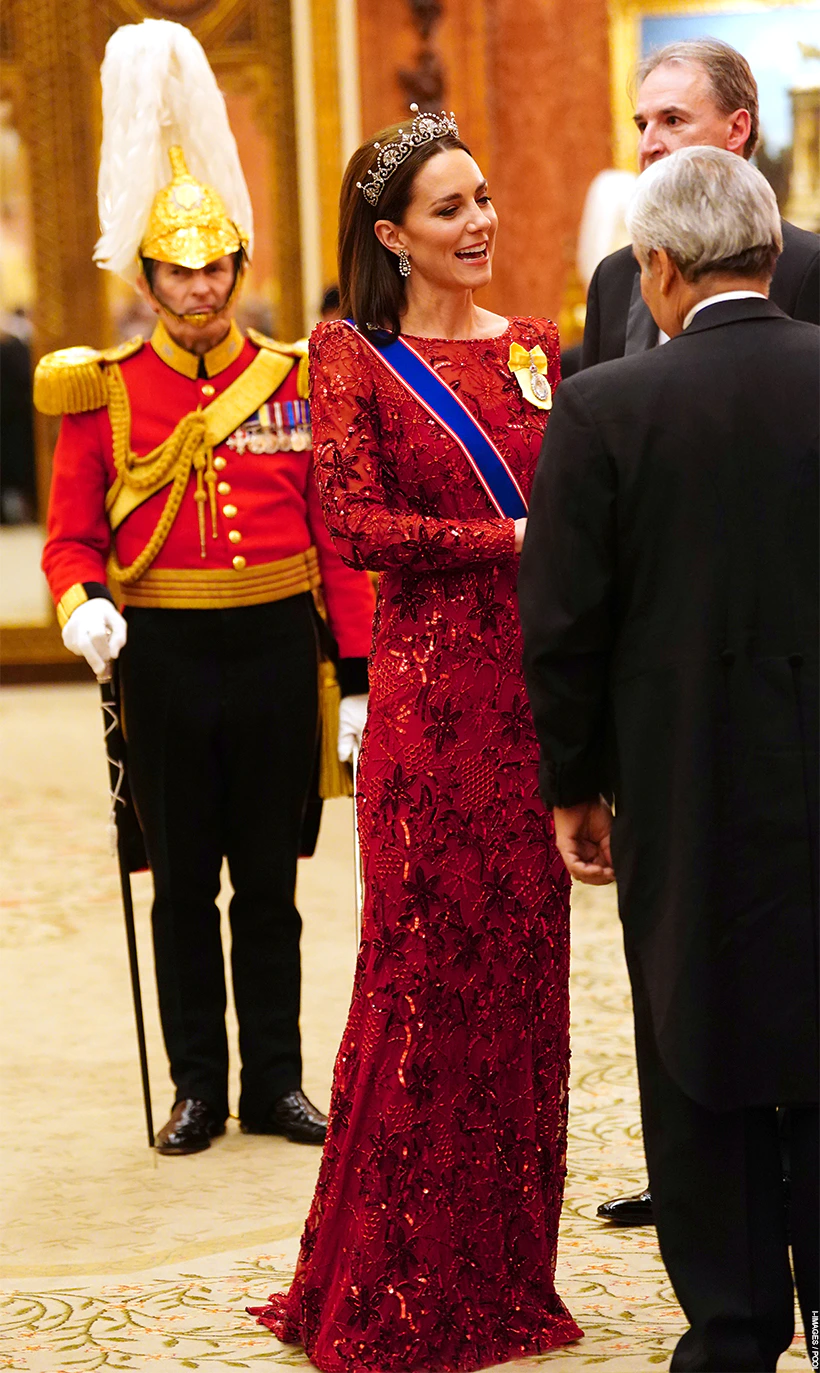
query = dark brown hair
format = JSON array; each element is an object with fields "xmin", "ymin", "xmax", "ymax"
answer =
[
  {"xmin": 634, "ymin": 38, "xmax": 759, "ymax": 159},
  {"xmin": 338, "ymin": 122, "xmax": 471, "ymax": 339}
]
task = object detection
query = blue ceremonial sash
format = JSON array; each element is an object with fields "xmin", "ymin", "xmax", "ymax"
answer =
[{"xmin": 344, "ymin": 321, "xmax": 527, "ymax": 519}]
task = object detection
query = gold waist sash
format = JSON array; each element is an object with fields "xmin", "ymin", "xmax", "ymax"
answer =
[{"xmin": 116, "ymin": 546, "xmax": 321, "ymax": 611}]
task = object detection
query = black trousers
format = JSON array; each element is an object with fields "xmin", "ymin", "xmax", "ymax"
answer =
[
  {"xmin": 627, "ymin": 948, "xmax": 819, "ymax": 1371},
  {"xmin": 120, "ymin": 596, "xmax": 319, "ymax": 1122}
]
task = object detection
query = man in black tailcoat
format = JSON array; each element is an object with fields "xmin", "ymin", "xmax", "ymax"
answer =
[
  {"xmin": 581, "ymin": 35, "xmax": 818, "ymax": 1229},
  {"xmin": 519, "ymin": 146, "xmax": 818, "ymax": 1371}
]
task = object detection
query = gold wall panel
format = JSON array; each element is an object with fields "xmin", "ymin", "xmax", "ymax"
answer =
[
  {"xmin": 311, "ymin": 0, "xmax": 343, "ymax": 291},
  {"xmin": 1, "ymin": 0, "xmax": 109, "ymax": 665}
]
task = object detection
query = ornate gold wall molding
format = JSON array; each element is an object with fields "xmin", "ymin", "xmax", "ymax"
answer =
[
  {"xmin": 6, "ymin": 0, "xmax": 108, "ymax": 533},
  {"xmin": 311, "ymin": 0, "xmax": 343, "ymax": 293},
  {"xmin": 12, "ymin": 0, "xmax": 106, "ymax": 354},
  {"xmin": 336, "ymin": 0, "xmax": 363, "ymax": 162}
]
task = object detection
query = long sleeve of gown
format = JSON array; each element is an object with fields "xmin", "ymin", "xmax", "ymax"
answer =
[{"xmin": 310, "ymin": 321, "xmax": 516, "ymax": 572}]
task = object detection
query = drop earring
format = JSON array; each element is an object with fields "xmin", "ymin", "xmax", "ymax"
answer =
[{"xmin": 398, "ymin": 248, "xmax": 411, "ymax": 278}]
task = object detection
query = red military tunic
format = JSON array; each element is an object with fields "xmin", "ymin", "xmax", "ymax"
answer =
[{"xmin": 42, "ymin": 320, "xmax": 374, "ymax": 661}]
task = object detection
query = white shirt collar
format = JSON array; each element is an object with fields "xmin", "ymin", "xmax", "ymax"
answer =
[{"xmin": 682, "ymin": 290, "xmax": 768, "ymax": 333}]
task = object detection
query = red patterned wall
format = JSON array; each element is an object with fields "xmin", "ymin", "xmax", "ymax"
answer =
[{"xmin": 356, "ymin": 0, "xmax": 612, "ymax": 329}]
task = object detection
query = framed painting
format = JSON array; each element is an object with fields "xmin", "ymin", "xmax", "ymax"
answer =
[{"xmin": 608, "ymin": 0, "xmax": 820, "ymax": 228}]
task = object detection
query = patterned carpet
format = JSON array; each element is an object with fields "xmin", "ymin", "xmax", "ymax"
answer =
[{"xmin": 0, "ymin": 685, "xmax": 806, "ymax": 1372}]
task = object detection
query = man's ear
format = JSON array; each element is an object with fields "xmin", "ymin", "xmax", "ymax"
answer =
[
  {"xmin": 725, "ymin": 107, "xmax": 752, "ymax": 156},
  {"xmin": 374, "ymin": 220, "xmax": 405, "ymax": 256},
  {"xmin": 656, "ymin": 248, "xmax": 678, "ymax": 297}
]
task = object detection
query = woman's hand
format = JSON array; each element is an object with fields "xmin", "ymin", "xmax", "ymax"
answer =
[{"xmin": 514, "ymin": 518, "xmax": 527, "ymax": 554}]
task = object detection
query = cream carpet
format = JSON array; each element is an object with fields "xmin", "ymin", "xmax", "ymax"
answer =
[{"xmin": 0, "ymin": 684, "xmax": 806, "ymax": 1371}]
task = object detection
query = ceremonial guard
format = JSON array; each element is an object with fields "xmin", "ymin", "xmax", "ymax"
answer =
[{"xmin": 37, "ymin": 20, "xmax": 374, "ymax": 1155}]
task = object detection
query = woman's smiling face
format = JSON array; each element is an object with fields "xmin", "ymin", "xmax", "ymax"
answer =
[{"xmin": 377, "ymin": 147, "xmax": 498, "ymax": 293}]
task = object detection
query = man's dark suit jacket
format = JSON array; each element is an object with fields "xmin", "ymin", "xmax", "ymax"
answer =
[
  {"xmin": 519, "ymin": 298, "xmax": 819, "ymax": 1112},
  {"xmin": 582, "ymin": 219, "xmax": 819, "ymax": 366}
]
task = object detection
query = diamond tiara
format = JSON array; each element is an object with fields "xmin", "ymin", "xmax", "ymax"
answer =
[{"xmin": 356, "ymin": 104, "xmax": 460, "ymax": 208}]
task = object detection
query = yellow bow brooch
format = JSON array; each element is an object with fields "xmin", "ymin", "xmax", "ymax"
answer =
[{"xmin": 508, "ymin": 343, "xmax": 552, "ymax": 410}]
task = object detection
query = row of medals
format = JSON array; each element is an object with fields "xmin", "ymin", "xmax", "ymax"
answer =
[{"xmin": 226, "ymin": 399, "xmax": 312, "ymax": 455}]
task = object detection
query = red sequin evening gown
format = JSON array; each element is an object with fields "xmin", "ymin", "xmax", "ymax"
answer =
[{"xmin": 249, "ymin": 317, "xmax": 582, "ymax": 1370}]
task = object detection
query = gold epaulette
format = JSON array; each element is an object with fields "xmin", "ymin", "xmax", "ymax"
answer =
[
  {"xmin": 247, "ymin": 327, "xmax": 310, "ymax": 399},
  {"xmin": 33, "ymin": 337, "xmax": 144, "ymax": 416}
]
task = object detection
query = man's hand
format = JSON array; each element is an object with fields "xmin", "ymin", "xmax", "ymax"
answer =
[
  {"xmin": 337, "ymin": 693, "xmax": 368, "ymax": 763},
  {"xmin": 553, "ymin": 798, "xmax": 615, "ymax": 885},
  {"xmin": 62, "ymin": 598, "xmax": 127, "ymax": 677}
]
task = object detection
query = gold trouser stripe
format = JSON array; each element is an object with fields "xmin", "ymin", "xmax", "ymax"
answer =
[{"xmin": 115, "ymin": 547, "xmax": 320, "ymax": 610}]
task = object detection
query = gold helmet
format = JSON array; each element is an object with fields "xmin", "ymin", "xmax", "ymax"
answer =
[
  {"xmin": 140, "ymin": 146, "xmax": 247, "ymax": 270},
  {"xmin": 94, "ymin": 19, "xmax": 253, "ymax": 284}
]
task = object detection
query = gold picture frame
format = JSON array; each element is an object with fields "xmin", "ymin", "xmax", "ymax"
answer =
[{"xmin": 608, "ymin": 0, "xmax": 820, "ymax": 176}]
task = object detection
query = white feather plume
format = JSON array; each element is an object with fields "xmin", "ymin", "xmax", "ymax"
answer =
[{"xmin": 94, "ymin": 19, "xmax": 254, "ymax": 281}]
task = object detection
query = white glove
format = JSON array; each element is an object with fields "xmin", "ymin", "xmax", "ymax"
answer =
[
  {"xmin": 337, "ymin": 693, "xmax": 368, "ymax": 763},
  {"xmin": 62, "ymin": 597, "xmax": 127, "ymax": 677}
]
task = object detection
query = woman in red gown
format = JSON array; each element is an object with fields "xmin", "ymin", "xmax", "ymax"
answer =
[{"xmin": 249, "ymin": 111, "xmax": 582, "ymax": 1371}]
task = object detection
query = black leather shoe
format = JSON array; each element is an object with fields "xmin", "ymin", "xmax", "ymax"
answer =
[
  {"xmin": 597, "ymin": 1188, "xmax": 654, "ymax": 1225},
  {"xmin": 155, "ymin": 1099, "xmax": 226, "ymax": 1155},
  {"xmin": 240, "ymin": 1089, "xmax": 327, "ymax": 1144}
]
